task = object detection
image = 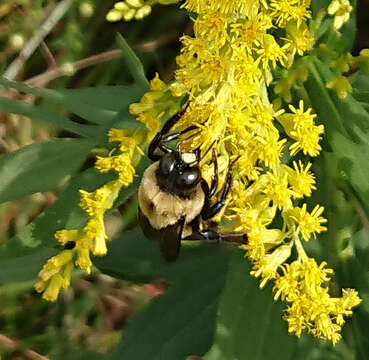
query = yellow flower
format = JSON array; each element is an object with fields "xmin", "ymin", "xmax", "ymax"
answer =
[
  {"xmin": 257, "ymin": 34, "xmax": 288, "ymax": 69},
  {"xmin": 290, "ymin": 204, "xmax": 327, "ymax": 241},
  {"xmin": 95, "ymin": 154, "xmax": 136, "ymax": 186},
  {"xmin": 274, "ymin": 259, "xmax": 361, "ymax": 344},
  {"xmin": 263, "ymin": 171, "xmax": 296, "ymax": 210},
  {"xmin": 208, "ymin": 0, "xmax": 259, "ymax": 16},
  {"xmin": 173, "ymin": 0, "xmax": 361, "ymax": 344},
  {"xmin": 285, "ymin": 160, "xmax": 316, "ymax": 198},
  {"xmin": 328, "ymin": 0, "xmax": 352, "ymax": 30},
  {"xmin": 251, "ymin": 243, "xmax": 293, "ymax": 288},
  {"xmin": 79, "ymin": 181, "xmax": 121, "ymax": 217},
  {"xmin": 75, "ymin": 246, "xmax": 92, "ymax": 272},
  {"xmin": 41, "ymin": 274, "xmax": 64, "ymax": 302},
  {"xmin": 270, "ymin": 0, "xmax": 311, "ymax": 27},
  {"xmin": 106, "ymin": 0, "xmax": 152, "ymax": 22},
  {"xmin": 36, "ymin": 0, "xmax": 361, "ymax": 343},
  {"xmin": 129, "ymin": 73, "xmax": 183, "ymax": 141},
  {"xmin": 326, "ymin": 75, "xmax": 352, "ymax": 99},
  {"xmin": 35, "ymin": 249, "xmax": 75, "ymax": 301},
  {"xmin": 283, "ymin": 21, "xmax": 314, "ymax": 65},
  {"xmin": 278, "ymin": 100, "xmax": 324, "ymax": 156},
  {"xmin": 231, "ymin": 12, "xmax": 272, "ymax": 51},
  {"xmin": 85, "ymin": 217, "xmax": 108, "ymax": 256},
  {"xmin": 36, "ymin": 121, "xmax": 136, "ymax": 300}
]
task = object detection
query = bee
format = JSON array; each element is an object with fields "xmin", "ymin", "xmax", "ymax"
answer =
[{"xmin": 138, "ymin": 106, "xmax": 247, "ymax": 261}]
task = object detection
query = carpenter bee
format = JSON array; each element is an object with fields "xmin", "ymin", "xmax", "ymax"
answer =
[{"xmin": 138, "ymin": 106, "xmax": 247, "ymax": 261}]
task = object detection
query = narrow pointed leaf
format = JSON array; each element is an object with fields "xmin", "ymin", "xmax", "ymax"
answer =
[
  {"xmin": 109, "ymin": 245, "xmax": 229, "ymax": 360},
  {"xmin": 0, "ymin": 96, "xmax": 98, "ymax": 138},
  {"xmin": 0, "ymin": 77, "xmax": 144, "ymax": 125},
  {"xmin": 116, "ymin": 33, "xmax": 150, "ymax": 91},
  {"xmin": 204, "ymin": 253, "xmax": 296, "ymax": 360},
  {"xmin": 0, "ymin": 138, "xmax": 94, "ymax": 204}
]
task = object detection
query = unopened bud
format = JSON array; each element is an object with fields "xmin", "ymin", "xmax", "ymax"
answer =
[
  {"xmin": 326, "ymin": 75, "xmax": 352, "ymax": 99},
  {"xmin": 60, "ymin": 63, "xmax": 76, "ymax": 77},
  {"xmin": 135, "ymin": 5, "xmax": 151, "ymax": 19},
  {"xmin": 106, "ymin": 9, "xmax": 123, "ymax": 22},
  {"xmin": 114, "ymin": 1, "xmax": 129, "ymax": 11},
  {"xmin": 9, "ymin": 33, "xmax": 24, "ymax": 51},
  {"xmin": 126, "ymin": 0, "xmax": 143, "ymax": 8},
  {"xmin": 79, "ymin": 2, "xmax": 94, "ymax": 18},
  {"xmin": 123, "ymin": 8, "xmax": 136, "ymax": 21}
]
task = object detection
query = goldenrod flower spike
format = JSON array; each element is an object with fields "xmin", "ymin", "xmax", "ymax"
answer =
[
  {"xmin": 37, "ymin": 0, "xmax": 361, "ymax": 344},
  {"xmin": 165, "ymin": 0, "xmax": 360, "ymax": 343},
  {"xmin": 35, "ymin": 74, "xmax": 180, "ymax": 301}
]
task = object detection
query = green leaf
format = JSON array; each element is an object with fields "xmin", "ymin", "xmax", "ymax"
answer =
[
  {"xmin": 0, "ymin": 157, "xmax": 148, "ymax": 282},
  {"xmin": 305, "ymin": 59, "xmax": 369, "ymax": 214},
  {"xmin": 0, "ymin": 138, "xmax": 94, "ymax": 204},
  {"xmin": 337, "ymin": 229, "xmax": 369, "ymax": 359},
  {"xmin": 0, "ymin": 248, "xmax": 57, "ymax": 284},
  {"xmin": 204, "ymin": 253, "xmax": 296, "ymax": 360},
  {"xmin": 311, "ymin": 0, "xmax": 329, "ymax": 16},
  {"xmin": 94, "ymin": 226, "xmax": 236, "ymax": 283},
  {"xmin": 58, "ymin": 85, "xmax": 144, "ymax": 124},
  {"xmin": 109, "ymin": 241, "xmax": 229, "ymax": 360},
  {"xmin": 116, "ymin": 33, "xmax": 150, "ymax": 91},
  {"xmin": 0, "ymin": 77, "xmax": 144, "ymax": 125},
  {"xmin": 0, "ymin": 76, "xmax": 63, "ymax": 101},
  {"xmin": 0, "ymin": 96, "xmax": 98, "ymax": 138},
  {"xmin": 0, "ymin": 168, "xmax": 113, "ymax": 260},
  {"xmin": 55, "ymin": 351, "xmax": 106, "ymax": 360},
  {"xmin": 351, "ymin": 71, "xmax": 369, "ymax": 112}
]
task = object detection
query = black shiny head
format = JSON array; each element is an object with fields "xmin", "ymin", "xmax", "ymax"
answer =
[{"xmin": 156, "ymin": 152, "xmax": 201, "ymax": 198}]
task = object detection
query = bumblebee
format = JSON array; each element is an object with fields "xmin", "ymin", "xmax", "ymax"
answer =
[{"xmin": 138, "ymin": 107, "xmax": 247, "ymax": 261}]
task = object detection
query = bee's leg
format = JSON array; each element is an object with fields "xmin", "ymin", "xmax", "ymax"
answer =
[
  {"xmin": 148, "ymin": 105, "xmax": 191, "ymax": 161},
  {"xmin": 209, "ymin": 148, "xmax": 219, "ymax": 197},
  {"xmin": 201, "ymin": 167, "xmax": 232, "ymax": 221},
  {"xmin": 189, "ymin": 215, "xmax": 200, "ymax": 233},
  {"xmin": 183, "ymin": 229, "xmax": 247, "ymax": 244},
  {"xmin": 157, "ymin": 125, "xmax": 198, "ymax": 154}
]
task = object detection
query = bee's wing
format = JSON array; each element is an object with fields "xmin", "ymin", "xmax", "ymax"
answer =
[
  {"xmin": 138, "ymin": 208, "xmax": 184, "ymax": 261},
  {"xmin": 156, "ymin": 216, "xmax": 185, "ymax": 261}
]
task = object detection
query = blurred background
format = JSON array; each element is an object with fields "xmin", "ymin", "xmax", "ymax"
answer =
[{"xmin": 0, "ymin": 0, "xmax": 368, "ymax": 359}]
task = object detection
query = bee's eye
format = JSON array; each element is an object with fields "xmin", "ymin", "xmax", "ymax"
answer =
[
  {"xmin": 159, "ymin": 152, "xmax": 177, "ymax": 175},
  {"xmin": 175, "ymin": 168, "xmax": 200, "ymax": 188}
]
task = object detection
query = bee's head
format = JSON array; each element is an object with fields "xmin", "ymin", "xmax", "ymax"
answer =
[{"xmin": 156, "ymin": 151, "xmax": 201, "ymax": 198}]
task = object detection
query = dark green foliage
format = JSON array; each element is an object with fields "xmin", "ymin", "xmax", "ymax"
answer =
[{"xmin": 0, "ymin": 2, "xmax": 369, "ymax": 359}]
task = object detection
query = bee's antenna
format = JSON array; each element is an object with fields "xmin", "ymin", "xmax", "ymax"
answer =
[
  {"xmin": 177, "ymin": 128, "xmax": 202, "ymax": 165},
  {"xmin": 230, "ymin": 155, "xmax": 241, "ymax": 167},
  {"xmin": 199, "ymin": 140, "xmax": 217, "ymax": 163}
]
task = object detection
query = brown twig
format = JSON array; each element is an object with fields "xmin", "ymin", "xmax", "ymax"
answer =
[
  {"xmin": 24, "ymin": 49, "xmax": 122, "ymax": 87},
  {"xmin": 23, "ymin": 32, "xmax": 180, "ymax": 87},
  {"xmin": 40, "ymin": 41, "xmax": 57, "ymax": 68},
  {"xmin": 3, "ymin": 0, "xmax": 74, "ymax": 81},
  {"xmin": 352, "ymin": 200, "xmax": 369, "ymax": 235},
  {"xmin": 0, "ymin": 334, "xmax": 49, "ymax": 360}
]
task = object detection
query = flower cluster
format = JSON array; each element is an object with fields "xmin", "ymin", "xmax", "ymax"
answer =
[
  {"xmin": 129, "ymin": 73, "xmax": 185, "ymax": 141},
  {"xmin": 144, "ymin": 0, "xmax": 361, "ymax": 343},
  {"xmin": 35, "ymin": 129, "xmax": 144, "ymax": 301},
  {"xmin": 35, "ymin": 72, "xmax": 184, "ymax": 301},
  {"xmin": 327, "ymin": 0, "xmax": 352, "ymax": 31},
  {"xmin": 106, "ymin": 0, "xmax": 180, "ymax": 22},
  {"xmin": 273, "ymin": 0, "xmax": 367, "ymax": 102},
  {"xmin": 36, "ymin": 0, "xmax": 361, "ymax": 343},
  {"xmin": 106, "ymin": 0, "xmax": 152, "ymax": 22}
]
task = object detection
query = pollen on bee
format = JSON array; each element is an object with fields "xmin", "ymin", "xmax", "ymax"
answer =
[{"xmin": 181, "ymin": 152, "xmax": 197, "ymax": 164}]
